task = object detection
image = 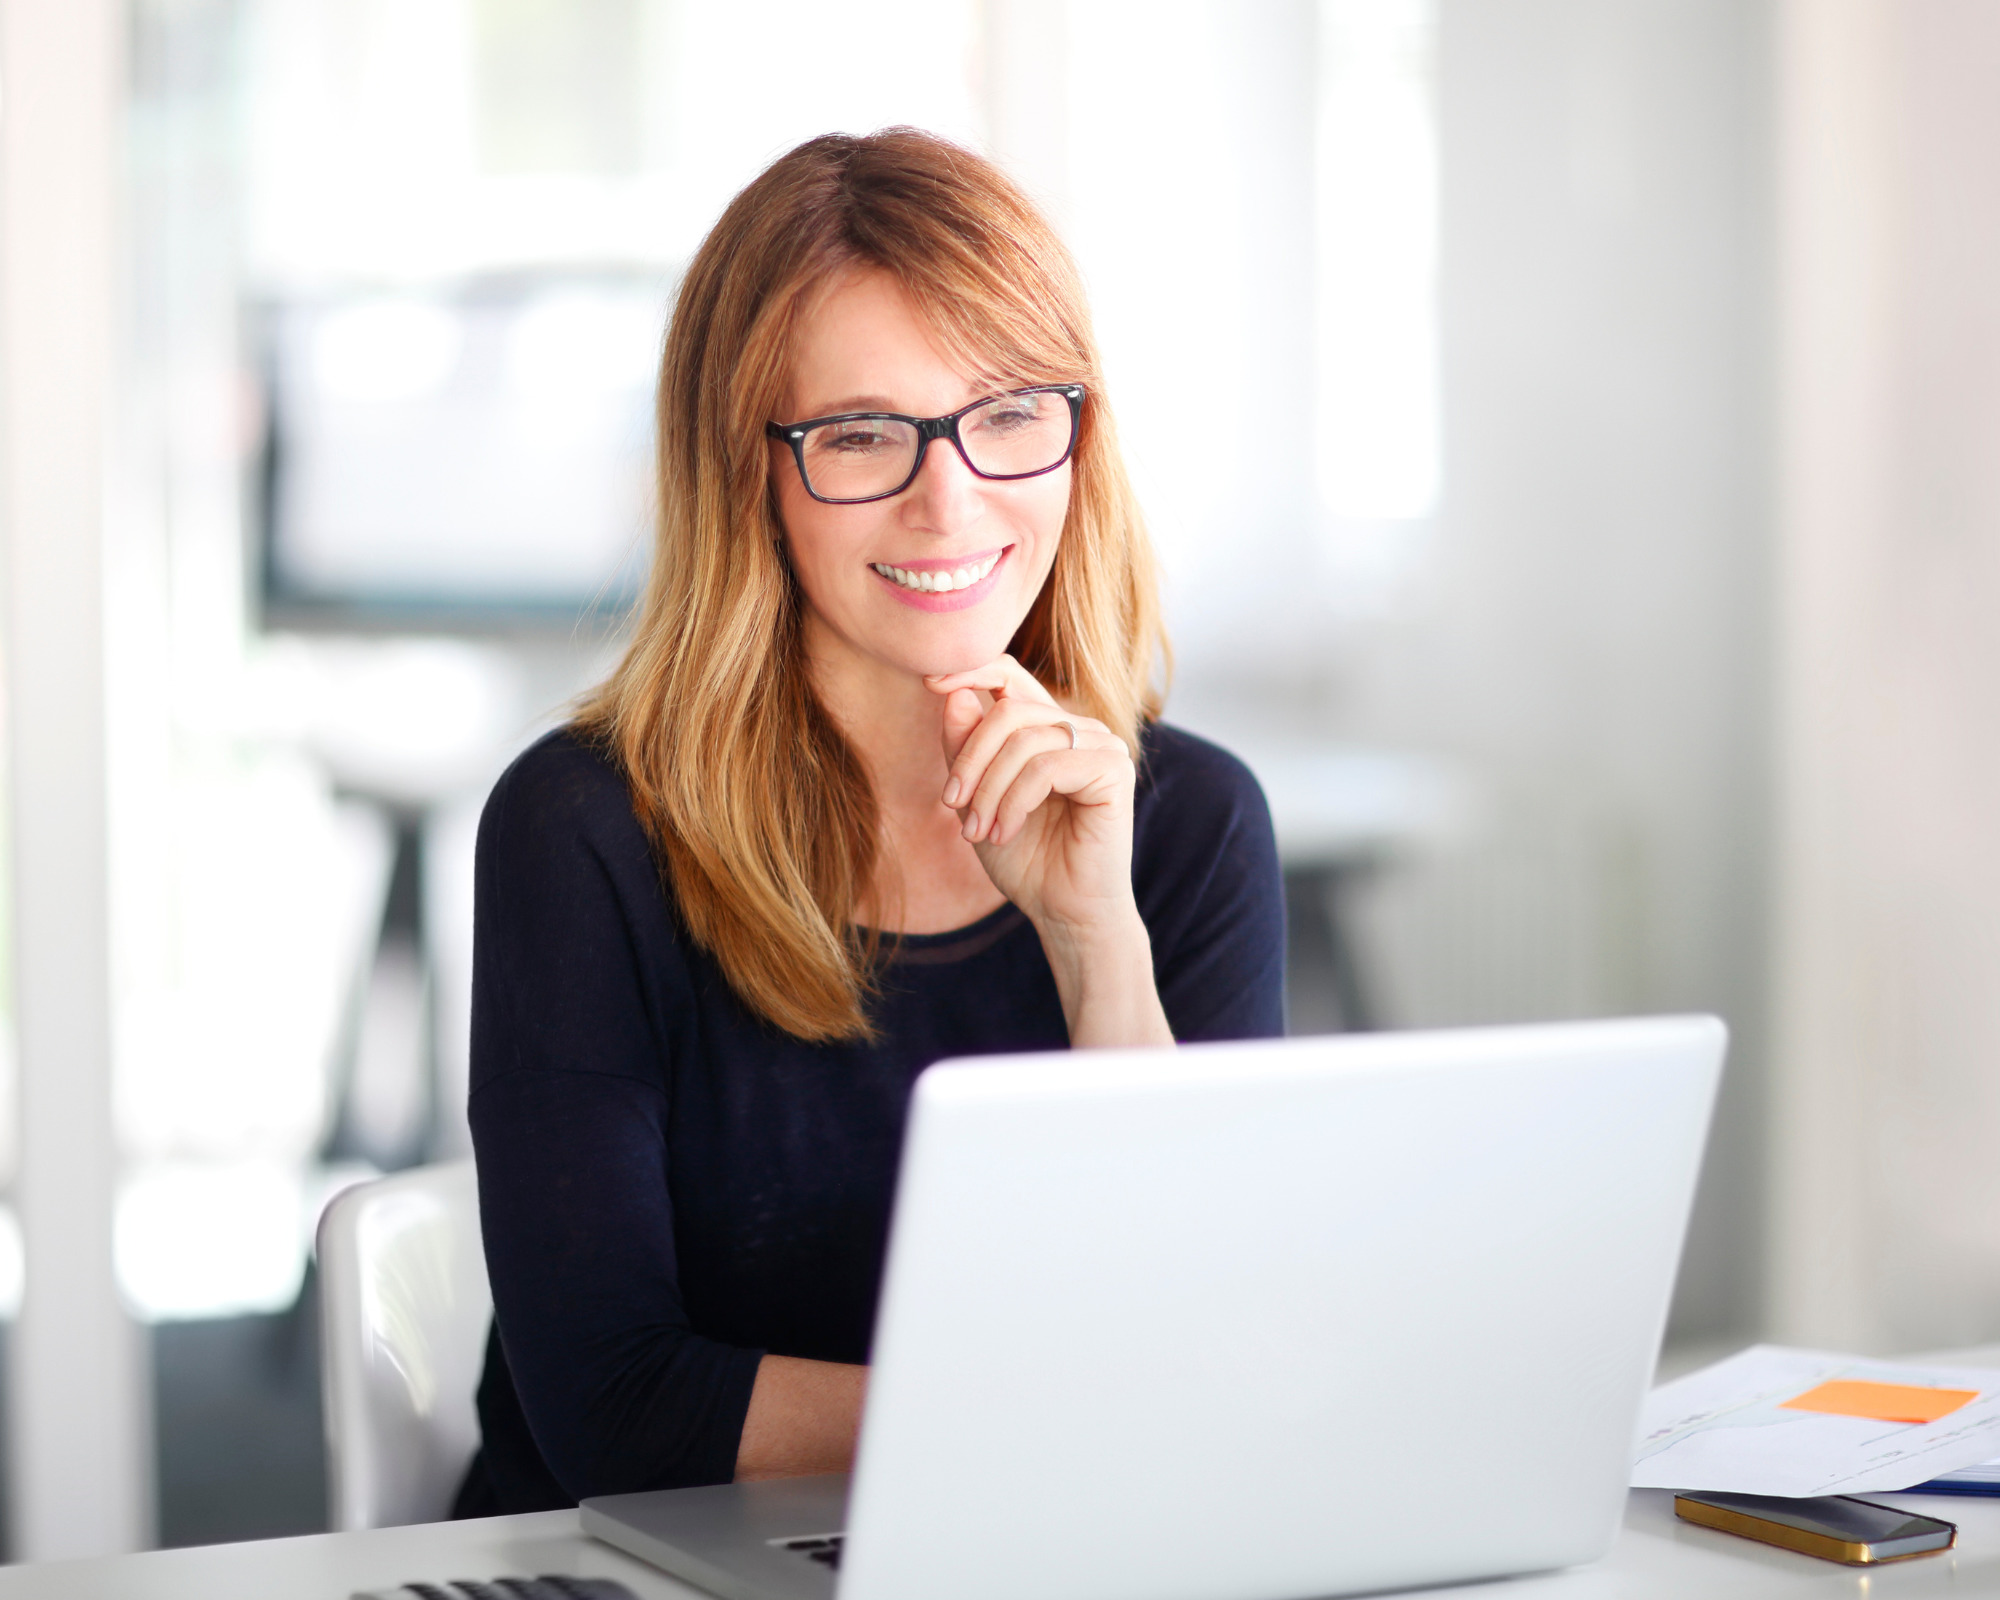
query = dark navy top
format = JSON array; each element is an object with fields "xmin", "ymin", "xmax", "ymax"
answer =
[{"xmin": 453, "ymin": 720, "xmax": 1285, "ymax": 1515}]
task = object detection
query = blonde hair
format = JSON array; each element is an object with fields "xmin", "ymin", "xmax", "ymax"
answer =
[{"xmin": 576, "ymin": 128, "xmax": 1165, "ymax": 1041}]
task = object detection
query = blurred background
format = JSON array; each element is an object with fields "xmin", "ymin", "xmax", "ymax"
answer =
[{"xmin": 1, "ymin": 0, "xmax": 1994, "ymax": 1566}]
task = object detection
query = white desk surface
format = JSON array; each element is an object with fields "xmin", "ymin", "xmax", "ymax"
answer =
[
  {"xmin": 2, "ymin": 1488, "xmax": 1997, "ymax": 1599},
  {"xmin": 9, "ymin": 1349, "xmax": 2000, "ymax": 1598}
]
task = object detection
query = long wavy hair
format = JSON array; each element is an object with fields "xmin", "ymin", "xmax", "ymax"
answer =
[{"xmin": 575, "ymin": 128, "xmax": 1165, "ymax": 1041}]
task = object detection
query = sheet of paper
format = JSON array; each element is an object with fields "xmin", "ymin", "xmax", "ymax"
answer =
[
  {"xmin": 1926, "ymin": 1453, "xmax": 2000, "ymax": 1487},
  {"xmin": 1633, "ymin": 1344, "xmax": 2000, "ymax": 1495}
]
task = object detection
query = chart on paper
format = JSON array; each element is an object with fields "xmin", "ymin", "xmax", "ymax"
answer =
[{"xmin": 1633, "ymin": 1344, "xmax": 2000, "ymax": 1496}]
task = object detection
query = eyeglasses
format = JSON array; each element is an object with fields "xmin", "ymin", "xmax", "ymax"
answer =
[{"xmin": 766, "ymin": 385, "xmax": 1085, "ymax": 505}]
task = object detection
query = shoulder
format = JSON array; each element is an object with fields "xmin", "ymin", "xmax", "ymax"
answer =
[
  {"xmin": 487, "ymin": 723, "xmax": 630, "ymax": 819},
  {"xmin": 470, "ymin": 726, "xmax": 700, "ymax": 1096},
  {"xmin": 478, "ymin": 725, "xmax": 658, "ymax": 886},
  {"xmin": 1130, "ymin": 719, "xmax": 1279, "ymax": 903},
  {"xmin": 483, "ymin": 725, "xmax": 637, "ymax": 842},
  {"xmin": 1129, "ymin": 721, "xmax": 1286, "ymax": 1040},
  {"xmin": 1133, "ymin": 720, "xmax": 1272, "ymax": 836},
  {"xmin": 474, "ymin": 726, "xmax": 700, "ymax": 996}
]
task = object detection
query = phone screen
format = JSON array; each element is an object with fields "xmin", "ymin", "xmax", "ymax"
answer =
[{"xmin": 1684, "ymin": 1492, "xmax": 1953, "ymax": 1547}]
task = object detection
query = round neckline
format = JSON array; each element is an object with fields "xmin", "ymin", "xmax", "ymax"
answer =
[{"xmin": 858, "ymin": 897, "xmax": 1021, "ymax": 949}]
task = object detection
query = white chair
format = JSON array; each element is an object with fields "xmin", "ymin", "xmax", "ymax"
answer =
[{"xmin": 317, "ymin": 1160, "xmax": 492, "ymax": 1529}]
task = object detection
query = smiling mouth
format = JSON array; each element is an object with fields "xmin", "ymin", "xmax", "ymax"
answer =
[{"xmin": 869, "ymin": 550, "xmax": 1004, "ymax": 594}]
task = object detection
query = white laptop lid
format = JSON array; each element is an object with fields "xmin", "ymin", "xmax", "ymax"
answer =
[{"xmin": 839, "ymin": 1016, "xmax": 1724, "ymax": 1600}]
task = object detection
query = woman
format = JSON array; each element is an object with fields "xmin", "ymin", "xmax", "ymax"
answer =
[{"xmin": 455, "ymin": 128, "xmax": 1285, "ymax": 1516}]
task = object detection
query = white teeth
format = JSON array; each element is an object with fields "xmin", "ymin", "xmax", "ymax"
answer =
[{"xmin": 873, "ymin": 553, "xmax": 1000, "ymax": 593}]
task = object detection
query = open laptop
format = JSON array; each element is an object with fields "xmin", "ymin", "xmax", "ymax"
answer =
[{"xmin": 582, "ymin": 1016, "xmax": 1724, "ymax": 1600}]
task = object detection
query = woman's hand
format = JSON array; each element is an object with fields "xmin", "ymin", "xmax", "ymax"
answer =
[
  {"xmin": 925, "ymin": 656, "xmax": 1173, "ymax": 1048},
  {"xmin": 927, "ymin": 654, "xmax": 1131, "ymax": 933}
]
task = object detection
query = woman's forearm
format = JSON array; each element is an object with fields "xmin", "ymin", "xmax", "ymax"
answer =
[
  {"xmin": 735, "ymin": 1354, "xmax": 869, "ymax": 1481},
  {"xmin": 1039, "ymin": 908, "xmax": 1176, "ymax": 1049}
]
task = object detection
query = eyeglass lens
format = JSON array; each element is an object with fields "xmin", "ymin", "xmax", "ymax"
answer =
[{"xmin": 797, "ymin": 390, "xmax": 1073, "ymax": 501}]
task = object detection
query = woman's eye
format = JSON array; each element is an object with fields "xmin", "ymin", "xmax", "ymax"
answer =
[
  {"xmin": 973, "ymin": 402, "xmax": 1039, "ymax": 435},
  {"xmin": 821, "ymin": 426, "xmax": 893, "ymax": 454}
]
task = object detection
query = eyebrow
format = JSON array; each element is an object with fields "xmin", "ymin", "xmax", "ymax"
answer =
[
  {"xmin": 805, "ymin": 394, "xmax": 903, "ymax": 416},
  {"xmin": 796, "ymin": 384, "xmax": 1010, "ymax": 420}
]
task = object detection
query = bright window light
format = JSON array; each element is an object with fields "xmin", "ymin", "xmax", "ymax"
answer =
[
  {"xmin": 505, "ymin": 287, "xmax": 661, "ymax": 399},
  {"xmin": 116, "ymin": 1162, "xmax": 310, "ymax": 1321},
  {"xmin": 241, "ymin": 0, "xmax": 981, "ymax": 285},
  {"xmin": 313, "ymin": 300, "xmax": 464, "ymax": 403},
  {"xmin": 114, "ymin": 1161, "xmax": 380, "ymax": 1322},
  {"xmin": 0, "ymin": 1205, "xmax": 21, "ymax": 1320},
  {"xmin": 1316, "ymin": 0, "xmax": 1439, "ymax": 521}
]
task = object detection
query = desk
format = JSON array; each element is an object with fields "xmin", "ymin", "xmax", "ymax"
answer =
[
  {"xmin": 1, "ymin": 1488, "xmax": 1995, "ymax": 1599},
  {"xmin": 9, "ymin": 1345, "xmax": 2000, "ymax": 1599}
]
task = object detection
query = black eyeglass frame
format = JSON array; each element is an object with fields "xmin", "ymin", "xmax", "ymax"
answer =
[{"xmin": 765, "ymin": 384, "xmax": 1086, "ymax": 505}]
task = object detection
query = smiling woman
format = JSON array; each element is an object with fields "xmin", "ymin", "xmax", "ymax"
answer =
[{"xmin": 455, "ymin": 128, "xmax": 1285, "ymax": 1516}]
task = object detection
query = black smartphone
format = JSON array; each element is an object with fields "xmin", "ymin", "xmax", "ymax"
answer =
[{"xmin": 1675, "ymin": 1492, "xmax": 1956, "ymax": 1565}]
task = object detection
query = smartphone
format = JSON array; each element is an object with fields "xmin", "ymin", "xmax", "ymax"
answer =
[{"xmin": 1675, "ymin": 1492, "xmax": 1956, "ymax": 1565}]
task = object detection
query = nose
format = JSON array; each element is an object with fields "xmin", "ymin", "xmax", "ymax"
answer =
[{"xmin": 901, "ymin": 432, "xmax": 984, "ymax": 532}]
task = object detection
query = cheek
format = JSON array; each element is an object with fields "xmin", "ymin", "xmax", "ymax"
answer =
[
  {"xmin": 1018, "ymin": 471, "xmax": 1072, "ymax": 563},
  {"xmin": 775, "ymin": 484, "xmax": 875, "ymax": 605},
  {"xmin": 772, "ymin": 465, "xmax": 829, "ymax": 565}
]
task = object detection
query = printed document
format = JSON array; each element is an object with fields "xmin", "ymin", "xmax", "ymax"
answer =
[{"xmin": 1633, "ymin": 1345, "xmax": 2000, "ymax": 1495}]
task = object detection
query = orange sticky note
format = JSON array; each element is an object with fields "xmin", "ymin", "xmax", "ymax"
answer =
[{"xmin": 1779, "ymin": 1380, "xmax": 1980, "ymax": 1425}]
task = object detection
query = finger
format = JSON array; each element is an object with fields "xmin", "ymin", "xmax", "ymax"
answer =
[
  {"xmin": 986, "ymin": 747, "xmax": 1132, "ymax": 847},
  {"xmin": 923, "ymin": 653, "xmax": 1058, "ymax": 709},
  {"xmin": 949, "ymin": 697, "xmax": 1080, "ymax": 814},
  {"xmin": 959, "ymin": 720, "xmax": 1079, "ymax": 841},
  {"xmin": 952, "ymin": 705, "xmax": 1112, "ymax": 831},
  {"xmin": 938, "ymin": 687, "xmax": 983, "ymax": 774}
]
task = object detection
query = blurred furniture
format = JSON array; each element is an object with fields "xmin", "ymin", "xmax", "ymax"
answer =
[
  {"xmin": 317, "ymin": 1161, "xmax": 491, "ymax": 1530},
  {"xmin": 1234, "ymin": 741, "xmax": 1465, "ymax": 1033},
  {"xmin": 257, "ymin": 277, "xmax": 656, "ymax": 632},
  {"xmin": 297, "ymin": 638, "xmax": 529, "ymax": 1171}
]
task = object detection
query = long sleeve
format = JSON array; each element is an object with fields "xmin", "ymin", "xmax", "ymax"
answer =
[{"xmin": 468, "ymin": 742, "xmax": 764, "ymax": 1499}]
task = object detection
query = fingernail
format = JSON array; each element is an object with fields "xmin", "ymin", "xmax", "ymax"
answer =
[
  {"xmin": 963, "ymin": 811, "xmax": 980, "ymax": 839},
  {"xmin": 943, "ymin": 776, "xmax": 962, "ymax": 806}
]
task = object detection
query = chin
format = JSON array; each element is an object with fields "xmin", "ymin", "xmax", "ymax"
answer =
[
  {"xmin": 822, "ymin": 573, "xmax": 1048, "ymax": 683},
  {"xmin": 900, "ymin": 633, "xmax": 1017, "ymax": 679}
]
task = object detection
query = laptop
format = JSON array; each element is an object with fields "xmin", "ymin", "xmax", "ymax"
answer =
[{"xmin": 583, "ymin": 1016, "xmax": 1724, "ymax": 1600}]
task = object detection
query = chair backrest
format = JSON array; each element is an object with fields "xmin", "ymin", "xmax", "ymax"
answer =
[{"xmin": 317, "ymin": 1160, "xmax": 491, "ymax": 1529}]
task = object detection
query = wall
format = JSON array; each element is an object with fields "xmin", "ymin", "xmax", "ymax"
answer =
[
  {"xmin": 1771, "ymin": 0, "xmax": 2000, "ymax": 1354},
  {"xmin": 0, "ymin": 0, "xmax": 154, "ymax": 1558},
  {"xmin": 1339, "ymin": 0, "xmax": 1774, "ymax": 1343}
]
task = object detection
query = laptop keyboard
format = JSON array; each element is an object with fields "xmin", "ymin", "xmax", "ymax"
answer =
[{"xmin": 773, "ymin": 1534, "xmax": 844, "ymax": 1570}]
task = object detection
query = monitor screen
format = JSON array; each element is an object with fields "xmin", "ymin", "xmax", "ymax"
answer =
[{"xmin": 256, "ymin": 271, "xmax": 671, "ymax": 629}]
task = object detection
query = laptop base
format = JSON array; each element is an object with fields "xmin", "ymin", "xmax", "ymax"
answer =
[{"xmin": 581, "ymin": 1476, "xmax": 848, "ymax": 1600}]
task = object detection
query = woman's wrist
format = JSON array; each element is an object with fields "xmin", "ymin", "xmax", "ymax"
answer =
[{"xmin": 1035, "ymin": 906, "xmax": 1175, "ymax": 1049}]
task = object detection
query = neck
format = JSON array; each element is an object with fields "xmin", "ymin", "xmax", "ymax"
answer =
[
  {"xmin": 803, "ymin": 615, "xmax": 953, "ymax": 808},
  {"xmin": 803, "ymin": 612, "xmax": 1007, "ymax": 934}
]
